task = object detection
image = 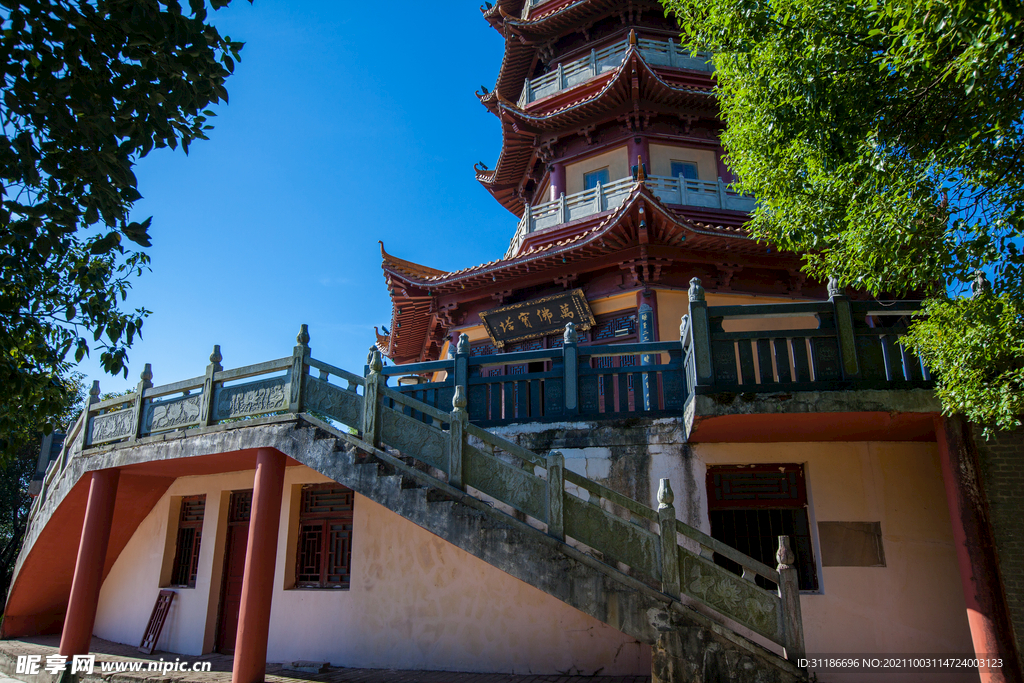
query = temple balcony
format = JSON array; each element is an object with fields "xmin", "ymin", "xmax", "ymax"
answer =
[
  {"xmin": 505, "ymin": 175, "xmax": 755, "ymax": 258},
  {"xmin": 518, "ymin": 37, "xmax": 713, "ymax": 106},
  {"xmin": 385, "ymin": 287, "xmax": 937, "ymax": 440}
]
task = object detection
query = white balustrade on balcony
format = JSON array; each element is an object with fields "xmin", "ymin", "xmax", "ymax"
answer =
[
  {"xmin": 518, "ymin": 38, "xmax": 713, "ymax": 106},
  {"xmin": 503, "ymin": 176, "xmax": 755, "ymax": 259}
]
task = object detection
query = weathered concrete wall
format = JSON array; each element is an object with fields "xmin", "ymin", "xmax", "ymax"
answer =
[
  {"xmin": 93, "ymin": 464, "xmax": 651, "ymax": 675},
  {"xmin": 973, "ymin": 426, "xmax": 1024, "ymax": 664}
]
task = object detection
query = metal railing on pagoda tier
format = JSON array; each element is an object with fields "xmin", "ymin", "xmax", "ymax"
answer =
[
  {"xmin": 505, "ymin": 175, "xmax": 756, "ymax": 258},
  {"xmin": 386, "ymin": 279, "xmax": 933, "ymax": 427},
  {"xmin": 518, "ymin": 37, "xmax": 713, "ymax": 106}
]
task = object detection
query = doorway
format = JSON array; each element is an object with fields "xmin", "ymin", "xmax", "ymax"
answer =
[{"xmin": 215, "ymin": 489, "xmax": 252, "ymax": 654}]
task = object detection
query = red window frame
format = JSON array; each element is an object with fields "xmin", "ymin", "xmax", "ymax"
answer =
[{"xmin": 295, "ymin": 484, "xmax": 354, "ymax": 589}]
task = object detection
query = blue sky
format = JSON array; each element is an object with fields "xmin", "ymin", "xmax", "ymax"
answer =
[{"xmin": 77, "ymin": 2, "xmax": 514, "ymax": 393}]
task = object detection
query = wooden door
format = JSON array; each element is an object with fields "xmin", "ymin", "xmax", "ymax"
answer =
[{"xmin": 216, "ymin": 490, "xmax": 252, "ymax": 654}]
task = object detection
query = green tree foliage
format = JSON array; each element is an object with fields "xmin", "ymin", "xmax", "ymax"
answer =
[
  {"xmin": 0, "ymin": 0, "xmax": 247, "ymax": 461},
  {"xmin": 663, "ymin": 0, "xmax": 1024, "ymax": 428}
]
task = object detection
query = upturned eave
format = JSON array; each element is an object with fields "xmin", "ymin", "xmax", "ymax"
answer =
[{"xmin": 477, "ymin": 47, "xmax": 717, "ymax": 217}]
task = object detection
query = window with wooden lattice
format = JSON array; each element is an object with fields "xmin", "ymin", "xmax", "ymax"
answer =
[
  {"xmin": 170, "ymin": 495, "xmax": 206, "ymax": 588},
  {"xmin": 706, "ymin": 464, "xmax": 819, "ymax": 591},
  {"xmin": 295, "ymin": 484, "xmax": 354, "ymax": 589}
]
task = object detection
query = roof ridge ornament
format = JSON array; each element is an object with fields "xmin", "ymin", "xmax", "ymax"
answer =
[{"xmin": 629, "ymin": 29, "xmax": 637, "ymax": 47}]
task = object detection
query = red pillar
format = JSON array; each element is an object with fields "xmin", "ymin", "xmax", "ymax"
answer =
[
  {"xmin": 627, "ymin": 136, "xmax": 650, "ymax": 176},
  {"xmin": 549, "ymin": 162, "xmax": 566, "ymax": 202},
  {"xmin": 59, "ymin": 469, "xmax": 120, "ymax": 657},
  {"xmin": 232, "ymin": 448, "xmax": 286, "ymax": 683},
  {"xmin": 934, "ymin": 416, "xmax": 1022, "ymax": 683}
]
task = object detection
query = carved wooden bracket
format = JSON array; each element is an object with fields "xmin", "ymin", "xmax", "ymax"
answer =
[{"xmin": 554, "ymin": 273, "xmax": 579, "ymax": 290}]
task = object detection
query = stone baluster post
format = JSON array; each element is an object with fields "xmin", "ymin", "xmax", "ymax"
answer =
[
  {"xmin": 687, "ymin": 278, "xmax": 713, "ymax": 386},
  {"xmin": 199, "ymin": 345, "xmax": 223, "ymax": 426},
  {"xmin": 362, "ymin": 347, "xmax": 383, "ymax": 448},
  {"xmin": 75, "ymin": 380, "xmax": 101, "ymax": 454},
  {"xmin": 777, "ymin": 535, "xmax": 806, "ymax": 661},
  {"xmin": 448, "ymin": 386, "xmax": 467, "ymax": 489},
  {"xmin": 289, "ymin": 324, "xmax": 310, "ymax": 413},
  {"xmin": 562, "ymin": 323, "xmax": 579, "ymax": 416},
  {"xmin": 828, "ymin": 277, "xmax": 860, "ymax": 379},
  {"xmin": 128, "ymin": 364, "xmax": 153, "ymax": 442},
  {"xmin": 453, "ymin": 333, "xmax": 470, "ymax": 420},
  {"xmin": 547, "ymin": 450, "xmax": 565, "ymax": 540},
  {"xmin": 658, "ymin": 479, "xmax": 681, "ymax": 598}
]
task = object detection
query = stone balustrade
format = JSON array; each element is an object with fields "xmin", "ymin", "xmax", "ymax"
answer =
[
  {"xmin": 505, "ymin": 175, "xmax": 754, "ymax": 259},
  {"xmin": 518, "ymin": 36, "xmax": 712, "ymax": 106}
]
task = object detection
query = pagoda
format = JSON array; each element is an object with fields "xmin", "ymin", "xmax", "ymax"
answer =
[{"xmin": 376, "ymin": 0, "xmax": 827, "ymax": 365}]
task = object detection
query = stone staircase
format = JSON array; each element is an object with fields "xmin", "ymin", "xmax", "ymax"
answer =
[
  {"xmin": 16, "ymin": 333, "xmax": 809, "ymax": 682},
  {"xmin": 290, "ymin": 413, "xmax": 807, "ymax": 683}
]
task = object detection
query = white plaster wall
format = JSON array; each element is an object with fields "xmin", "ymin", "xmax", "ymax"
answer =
[
  {"xmin": 94, "ymin": 466, "xmax": 650, "ymax": 675},
  {"xmin": 95, "ymin": 470, "xmax": 258, "ymax": 655}
]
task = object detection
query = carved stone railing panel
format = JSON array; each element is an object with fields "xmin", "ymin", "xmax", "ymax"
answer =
[
  {"xmin": 380, "ymin": 406, "xmax": 449, "ymax": 473},
  {"xmin": 87, "ymin": 408, "xmax": 136, "ymax": 446},
  {"xmin": 143, "ymin": 394, "xmax": 203, "ymax": 435},
  {"xmin": 304, "ymin": 376, "xmax": 363, "ymax": 429},
  {"xmin": 564, "ymin": 494, "xmax": 660, "ymax": 579},
  {"xmin": 212, "ymin": 376, "xmax": 289, "ymax": 421},
  {"xmin": 463, "ymin": 444, "xmax": 547, "ymax": 521},
  {"xmin": 680, "ymin": 550, "xmax": 783, "ymax": 642}
]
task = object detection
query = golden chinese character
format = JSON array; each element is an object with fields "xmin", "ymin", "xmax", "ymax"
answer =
[
  {"xmin": 559, "ymin": 303, "xmax": 575, "ymax": 319},
  {"xmin": 499, "ymin": 317, "xmax": 515, "ymax": 334},
  {"xmin": 538, "ymin": 307, "xmax": 554, "ymax": 324},
  {"xmin": 518, "ymin": 312, "xmax": 533, "ymax": 328}
]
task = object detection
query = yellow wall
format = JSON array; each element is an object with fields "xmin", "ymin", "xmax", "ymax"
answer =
[
  {"xmin": 649, "ymin": 143, "xmax": 718, "ymax": 182},
  {"xmin": 565, "ymin": 146, "xmax": 629, "ymax": 194},
  {"xmin": 94, "ymin": 466, "xmax": 650, "ymax": 675},
  {"xmin": 656, "ymin": 288, "xmax": 819, "ymax": 344}
]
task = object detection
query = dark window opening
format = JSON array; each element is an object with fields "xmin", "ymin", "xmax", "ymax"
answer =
[
  {"xmin": 584, "ymin": 167, "xmax": 610, "ymax": 190},
  {"xmin": 170, "ymin": 495, "xmax": 206, "ymax": 588},
  {"xmin": 706, "ymin": 465, "xmax": 818, "ymax": 591},
  {"xmin": 671, "ymin": 160, "xmax": 699, "ymax": 180},
  {"xmin": 295, "ymin": 484, "xmax": 354, "ymax": 589}
]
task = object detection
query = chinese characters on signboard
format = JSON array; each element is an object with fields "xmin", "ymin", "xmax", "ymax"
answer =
[{"xmin": 479, "ymin": 289, "xmax": 596, "ymax": 348}]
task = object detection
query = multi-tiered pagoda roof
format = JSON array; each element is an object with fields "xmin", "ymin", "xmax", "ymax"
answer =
[{"xmin": 377, "ymin": 0, "xmax": 822, "ymax": 365}]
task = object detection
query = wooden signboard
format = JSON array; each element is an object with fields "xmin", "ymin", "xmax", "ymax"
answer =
[{"xmin": 480, "ymin": 289, "xmax": 596, "ymax": 348}]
